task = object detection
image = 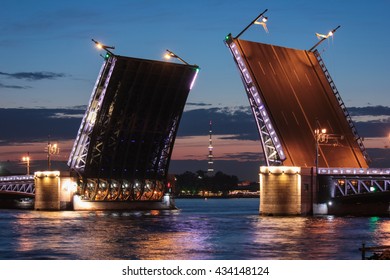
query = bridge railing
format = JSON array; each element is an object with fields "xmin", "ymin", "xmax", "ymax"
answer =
[
  {"xmin": 313, "ymin": 50, "xmax": 370, "ymax": 164},
  {"xmin": 318, "ymin": 168, "xmax": 390, "ymax": 197},
  {"xmin": 0, "ymin": 175, "xmax": 34, "ymax": 182},
  {"xmin": 0, "ymin": 175, "xmax": 35, "ymax": 196}
]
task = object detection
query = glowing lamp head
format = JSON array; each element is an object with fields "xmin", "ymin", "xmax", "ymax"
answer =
[
  {"xmin": 164, "ymin": 50, "xmax": 176, "ymax": 60},
  {"xmin": 321, "ymin": 128, "xmax": 327, "ymax": 134},
  {"xmin": 96, "ymin": 43, "xmax": 103, "ymax": 49},
  {"xmin": 328, "ymin": 31, "xmax": 333, "ymax": 37},
  {"xmin": 262, "ymin": 16, "xmax": 268, "ymax": 23}
]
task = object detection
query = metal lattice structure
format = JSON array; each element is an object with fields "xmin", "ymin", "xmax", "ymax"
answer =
[
  {"xmin": 319, "ymin": 167, "xmax": 390, "ymax": 197},
  {"xmin": 0, "ymin": 175, "xmax": 35, "ymax": 197},
  {"xmin": 68, "ymin": 54, "xmax": 199, "ymax": 201},
  {"xmin": 225, "ymin": 36, "xmax": 285, "ymax": 166},
  {"xmin": 313, "ymin": 50, "xmax": 370, "ymax": 163}
]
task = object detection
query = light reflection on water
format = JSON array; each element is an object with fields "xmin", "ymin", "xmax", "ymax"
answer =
[{"xmin": 0, "ymin": 198, "xmax": 389, "ymax": 260}]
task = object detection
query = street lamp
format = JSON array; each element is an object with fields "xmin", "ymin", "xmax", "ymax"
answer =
[
  {"xmin": 22, "ymin": 154, "xmax": 30, "ymax": 175},
  {"xmin": 92, "ymin": 39, "xmax": 115, "ymax": 59},
  {"xmin": 309, "ymin": 25, "xmax": 341, "ymax": 52},
  {"xmin": 164, "ymin": 49, "xmax": 190, "ymax": 65},
  {"xmin": 47, "ymin": 141, "xmax": 60, "ymax": 170},
  {"xmin": 235, "ymin": 9, "xmax": 269, "ymax": 39},
  {"xmin": 314, "ymin": 128, "xmax": 327, "ymax": 175}
]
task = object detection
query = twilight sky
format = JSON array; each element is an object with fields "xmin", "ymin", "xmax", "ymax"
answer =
[{"xmin": 1, "ymin": 0, "xmax": 390, "ymax": 180}]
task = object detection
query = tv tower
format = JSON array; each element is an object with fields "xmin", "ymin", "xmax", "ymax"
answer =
[{"xmin": 207, "ymin": 120, "xmax": 214, "ymax": 174}]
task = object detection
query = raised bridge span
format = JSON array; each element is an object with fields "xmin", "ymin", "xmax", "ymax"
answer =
[{"xmin": 225, "ymin": 35, "xmax": 389, "ymax": 215}]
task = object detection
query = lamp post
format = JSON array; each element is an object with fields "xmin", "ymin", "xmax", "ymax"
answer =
[
  {"xmin": 47, "ymin": 141, "xmax": 59, "ymax": 170},
  {"xmin": 164, "ymin": 49, "xmax": 190, "ymax": 65},
  {"xmin": 22, "ymin": 154, "xmax": 30, "ymax": 175},
  {"xmin": 91, "ymin": 39, "xmax": 115, "ymax": 59},
  {"xmin": 309, "ymin": 25, "xmax": 340, "ymax": 52},
  {"xmin": 235, "ymin": 9, "xmax": 268, "ymax": 39},
  {"xmin": 314, "ymin": 128, "xmax": 327, "ymax": 175}
]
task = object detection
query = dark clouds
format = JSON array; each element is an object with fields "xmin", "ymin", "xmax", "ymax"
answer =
[
  {"xmin": 178, "ymin": 106, "xmax": 258, "ymax": 140},
  {"xmin": 0, "ymin": 71, "xmax": 67, "ymax": 81},
  {"xmin": 0, "ymin": 105, "xmax": 389, "ymax": 180},
  {"xmin": 0, "ymin": 108, "xmax": 84, "ymax": 144},
  {"xmin": 0, "ymin": 82, "xmax": 31, "ymax": 89},
  {"xmin": 348, "ymin": 106, "xmax": 390, "ymax": 116},
  {"xmin": 0, "ymin": 105, "xmax": 389, "ymax": 145}
]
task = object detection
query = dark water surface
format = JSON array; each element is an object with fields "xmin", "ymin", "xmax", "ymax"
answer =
[{"xmin": 0, "ymin": 198, "xmax": 389, "ymax": 260}]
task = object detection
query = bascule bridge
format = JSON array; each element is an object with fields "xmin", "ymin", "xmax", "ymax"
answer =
[
  {"xmin": 66, "ymin": 47, "xmax": 199, "ymax": 209},
  {"xmin": 225, "ymin": 11, "xmax": 390, "ymax": 215},
  {"xmin": 0, "ymin": 44, "xmax": 199, "ymax": 210}
]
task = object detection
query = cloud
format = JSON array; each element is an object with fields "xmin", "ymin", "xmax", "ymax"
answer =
[
  {"xmin": 348, "ymin": 106, "xmax": 390, "ymax": 116},
  {"xmin": 0, "ymin": 71, "xmax": 67, "ymax": 81},
  {"xmin": 0, "ymin": 82, "xmax": 31, "ymax": 89},
  {"xmin": 0, "ymin": 108, "xmax": 83, "ymax": 145},
  {"xmin": 0, "ymin": 105, "xmax": 389, "ymax": 146},
  {"xmin": 49, "ymin": 112, "xmax": 85, "ymax": 119},
  {"xmin": 178, "ymin": 106, "xmax": 258, "ymax": 140},
  {"xmin": 186, "ymin": 102, "xmax": 213, "ymax": 107}
]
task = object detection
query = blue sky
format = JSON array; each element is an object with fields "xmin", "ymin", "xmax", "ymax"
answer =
[
  {"xmin": 1, "ymin": 0, "xmax": 390, "ymax": 180},
  {"xmin": 1, "ymin": 0, "xmax": 389, "ymax": 108}
]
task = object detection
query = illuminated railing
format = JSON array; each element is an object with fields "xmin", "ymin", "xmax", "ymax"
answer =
[
  {"xmin": 318, "ymin": 168, "xmax": 390, "ymax": 176},
  {"xmin": 0, "ymin": 175, "xmax": 34, "ymax": 182},
  {"xmin": 0, "ymin": 175, "xmax": 35, "ymax": 195},
  {"xmin": 225, "ymin": 37, "xmax": 285, "ymax": 165}
]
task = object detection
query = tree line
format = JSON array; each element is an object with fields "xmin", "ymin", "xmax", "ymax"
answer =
[{"xmin": 174, "ymin": 170, "xmax": 240, "ymax": 196}]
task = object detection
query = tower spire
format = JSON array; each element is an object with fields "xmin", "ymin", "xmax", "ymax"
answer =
[{"xmin": 207, "ymin": 120, "xmax": 214, "ymax": 174}]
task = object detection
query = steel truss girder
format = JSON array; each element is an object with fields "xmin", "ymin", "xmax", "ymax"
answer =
[
  {"xmin": 225, "ymin": 38, "xmax": 285, "ymax": 166},
  {"xmin": 331, "ymin": 177, "xmax": 390, "ymax": 197},
  {"xmin": 80, "ymin": 177, "xmax": 165, "ymax": 201},
  {"xmin": 67, "ymin": 56, "xmax": 117, "ymax": 172},
  {"xmin": 0, "ymin": 176, "xmax": 35, "ymax": 196},
  {"xmin": 313, "ymin": 50, "xmax": 370, "ymax": 164}
]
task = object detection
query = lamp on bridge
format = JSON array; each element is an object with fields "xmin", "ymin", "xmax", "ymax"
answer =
[
  {"xmin": 314, "ymin": 128, "xmax": 327, "ymax": 174},
  {"xmin": 235, "ymin": 8, "xmax": 269, "ymax": 39},
  {"xmin": 164, "ymin": 49, "xmax": 190, "ymax": 65},
  {"xmin": 22, "ymin": 154, "xmax": 30, "ymax": 175},
  {"xmin": 309, "ymin": 25, "xmax": 341, "ymax": 52},
  {"xmin": 92, "ymin": 39, "xmax": 115, "ymax": 59}
]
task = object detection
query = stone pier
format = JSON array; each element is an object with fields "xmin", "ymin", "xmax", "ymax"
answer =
[
  {"xmin": 34, "ymin": 171, "xmax": 77, "ymax": 210},
  {"xmin": 259, "ymin": 166, "xmax": 314, "ymax": 215}
]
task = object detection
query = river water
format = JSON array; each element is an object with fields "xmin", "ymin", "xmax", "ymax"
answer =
[{"xmin": 0, "ymin": 198, "xmax": 389, "ymax": 260}]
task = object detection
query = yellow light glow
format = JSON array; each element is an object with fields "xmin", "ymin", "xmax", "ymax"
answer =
[
  {"xmin": 96, "ymin": 43, "xmax": 103, "ymax": 49},
  {"xmin": 260, "ymin": 166, "xmax": 301, "ymax": 174},
  {"xmin": 164, "ymin": 53, "xmax": 172, "ymax": 60},
  {"xmin": 321, "ymin": 128, "xmax": 327, "ymax": 134},
  {"xmin": 34, "ymin": 170, "xmax": 60, "ymax": 178}
]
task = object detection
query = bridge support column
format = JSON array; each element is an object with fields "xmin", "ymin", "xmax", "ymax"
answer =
[
  {"xmin": 34, "ymin": 171, "xmax": 77, "ymax": 210},
  {"xmin": 259, "ymin": 166, "xmax": 314, "ymax": 215}
]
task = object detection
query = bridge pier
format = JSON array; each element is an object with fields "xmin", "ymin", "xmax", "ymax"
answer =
[
  {"xmin": 34, "ymin": 171, "xmax": 77, "ymax": 211},
  {"xmin": 259, "ymin": 166, "xmax": 315, "ymax": 216}
]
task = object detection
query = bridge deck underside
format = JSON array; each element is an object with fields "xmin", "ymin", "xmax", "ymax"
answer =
[
  {"xmin": 237, "ymin": 40, "xmax": 367, "ymax": 168},
  {"xmin": 70, "ymin": 56, "xmax": 198, "ymax": 181}
]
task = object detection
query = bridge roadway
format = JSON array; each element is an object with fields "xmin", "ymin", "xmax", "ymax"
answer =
[{"xmin": 235, "ymin": 39, "xmax": 368, "ymax": 168}]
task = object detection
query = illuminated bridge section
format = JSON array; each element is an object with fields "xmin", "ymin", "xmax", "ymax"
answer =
[
  {"xmin": 0, "ymin": 175, "xmax": 35, "ymax": 197},
  {"xmin": 68, "ymin": 55, "xmax": 199, "ymax": 201},
  {"xmin": 225, "ymin": 36, "xmax": 368, "ymax": 168},
  {"xmin": 319, "ymin": 168, "xmax": 390, "ymax": 197}
]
